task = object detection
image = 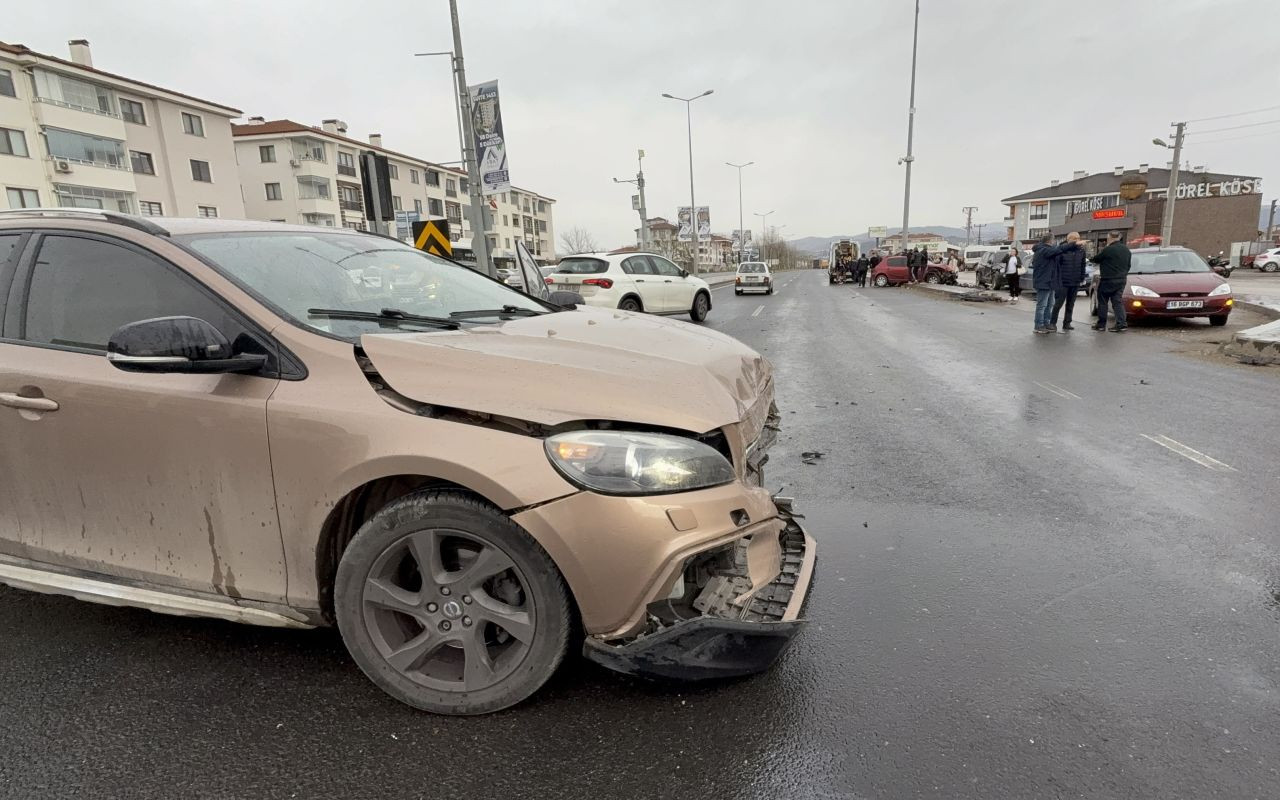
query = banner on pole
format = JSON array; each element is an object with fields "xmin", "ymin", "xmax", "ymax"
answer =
[
  {"xmin": 467, "ymin": 80, "xmax": 510, "ymax": 196},
  {"xmin": 677, "ymin": 206, "xmax": 710, "ymax": 241}
]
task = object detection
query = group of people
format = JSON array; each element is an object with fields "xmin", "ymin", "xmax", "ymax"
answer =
[
  {"xmin": 1020, "ymin": 231, "xmax": 1132, "ymax": 334},
  {"xmin": 835, "ymin": 252, "xmax": 883, "ymax": 286}
]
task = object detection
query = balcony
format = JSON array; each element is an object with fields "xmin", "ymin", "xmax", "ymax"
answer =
[
  {"xmin": 339, "ymin": 198, "xmax": 363, "ymax": 212},
  {"xmin": 47, "ymin": 157, "xmax": 136, "ymax": 193}
]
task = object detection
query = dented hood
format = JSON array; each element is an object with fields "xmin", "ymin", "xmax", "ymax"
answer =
[{"xmin": 360, "ymin": 307, "xmax": 772, "ymax": 433}]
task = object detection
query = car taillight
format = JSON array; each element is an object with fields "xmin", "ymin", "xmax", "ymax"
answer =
[
  {"xmin": 545, "ymin": 277, "xmax": 555, "ymax": 284},
  {"xmin": 583, "ymin": 278, "xmax": 614, "ymax": 289}
]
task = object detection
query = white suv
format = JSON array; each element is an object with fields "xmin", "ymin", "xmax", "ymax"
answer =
[
  {"xmin": 545, "ymin": 252, "xmax": 713, "ymax": 321},
  {"xmin": 735, "ymin": 261, "xmax": 773, "ymax": 295}
]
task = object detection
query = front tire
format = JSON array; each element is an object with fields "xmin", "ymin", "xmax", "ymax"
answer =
[
  {"xmin": 690, "ymin": 290, "xmax": 711, "ymax": 322},
  {"xmin": 925, "ymin": 272, "xmax": 941, "ymax": 284},
  {"xmin": 334, "ymin": 490, "xmax": 572, "ymax": 715}
]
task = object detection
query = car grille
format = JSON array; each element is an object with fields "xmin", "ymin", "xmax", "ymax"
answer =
[{"xmin": 1158, "ymin": 291, "xmax": 1207, "ymax": 298}]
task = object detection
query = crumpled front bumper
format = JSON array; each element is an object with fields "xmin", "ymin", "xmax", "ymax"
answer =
[{"xmin": 582, "ymin": 502, "xmax": 816, "ymax": 681}]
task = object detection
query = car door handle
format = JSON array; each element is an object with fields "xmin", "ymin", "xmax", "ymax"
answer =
[
  {"xmin": 635, "ymin": 279, "xmax": 646, "ymax": 283},
  {"xmin": 664, "ymin": 279, "xmax": 673, "ymax": 283},
  {"xmin": 0, "ymin": 392, "xmax": 59, "ymax": 412}
]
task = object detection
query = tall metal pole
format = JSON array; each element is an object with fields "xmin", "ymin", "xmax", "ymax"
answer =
[
  {"xmin": 1160, "ymin": 121, "xmax": 1185, "ymax": 247},
  {"xmin": 663, "ymin": 90, "xmax": 712, "ymax": 273},
  {"xmin": 727, "ymin": 161, "xmax": 753, "ymax": 263},
  {"xmin": 1267, "ymin": 198, "xmax": 1277, "ymax": 242},
  {"xmin": 962, "ymin": 205, "xmax": 977, "ymax": 249},
  {"xmin": 448, "ymin": 0, "xmax": 494, "ymax": 277},
  {"xmin": 637, "ymin": 149, "xmax": 649, "ymax": 249},
  {"xmin": 899, "ymin": 0, "xmax": 921, "ymax": 254},
  {"xmin": 413, "ymin": 51, "xmax": 465, "ymax": 164}
]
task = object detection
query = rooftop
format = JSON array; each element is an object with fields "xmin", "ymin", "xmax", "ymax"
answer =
[
  {"xmin": 0, "ymin": 40, "xmax": 241, "ymax": 115},
  {"xmin": 1002, "ymin": 167, "xmax": 1258, "ymax": 203}
]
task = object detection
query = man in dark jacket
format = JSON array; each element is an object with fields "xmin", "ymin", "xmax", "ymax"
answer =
[
  {"xmin": 1090, "ymin": 231, "xmax": 1132, "ymax": 331},
  {"xmin": 1030, "ymin": 236, "xmax": 1060, "ymax": 333},
  {"xmin": 1050, "ymin": 232, "xmax": 1087, "ymax": 331}
]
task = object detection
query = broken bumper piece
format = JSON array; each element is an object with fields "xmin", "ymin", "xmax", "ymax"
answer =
[{"xmin": 583, "ymin": 508, "xmax": 816, "ymax": 681}]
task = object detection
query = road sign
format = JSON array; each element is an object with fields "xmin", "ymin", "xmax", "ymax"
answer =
[
  {"xmin": 412, "ymin": 218, "xmax": 452, "ymax": 256},
  {"xmin": 868, "ymin": 226, "xmax": 889, "ymax": 237}
]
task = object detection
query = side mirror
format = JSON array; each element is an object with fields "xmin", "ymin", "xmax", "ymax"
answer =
[
  {"xmin": 106, "ymin": 316, "xmax": 267, "ymax": 375},
  {"xmin": 678, "ymin": 268, "xmax": 689, "ymax": 278},
  {"xmin": 547, "ymin": 290, "xmax": 584, "ymax": 308}
]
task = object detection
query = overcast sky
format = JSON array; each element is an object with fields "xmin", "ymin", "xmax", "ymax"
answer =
[{"xmin": 8, "ymin": 0, "xmax": 1280, "ymax": 246}]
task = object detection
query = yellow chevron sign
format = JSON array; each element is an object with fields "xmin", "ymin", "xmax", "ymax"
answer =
[{"xmin": 412, "ymin": 219, "xmax": 451, "ymax": 256}]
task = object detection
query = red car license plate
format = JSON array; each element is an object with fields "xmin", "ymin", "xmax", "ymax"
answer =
[{"xmin": 1166, "ymin": 300, "xmax": 1204, "ymax": 310}]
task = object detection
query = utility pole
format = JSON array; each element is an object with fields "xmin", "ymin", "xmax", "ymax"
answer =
[
  {"xmin": 726, "ymin": 161, "xmax": 754, "ymax": 263},
  {"xmin": 975, "ymin": 223, "xmax": 986, "ymax": 245},
  {"xmin": 898, "ymin": 0, "xmax": 921, "ymax": 253},
  {"xmin": 1266, "ymin": 198, "xmax": 1277, "ymax": 243},
  {"xmin": 662, "ymin": 90, "xmax": 714, "ymax": 273},
  {"xmin": 448, "ymin": 0, "xmax": 494, "ymax": 277},
  {"xmin": 1157, "ymin": 122, "xmax": 1186, "ymax": 247},
  {"xmin": 613, "ymin": 148, "xmax": 649, "ymax": 248},
  {"xmin": 962, "ymin": 205, "xmax": 978, "ymax": 249}
]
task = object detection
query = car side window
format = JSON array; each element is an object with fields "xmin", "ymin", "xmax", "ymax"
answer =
[
  {"xmin": 20, "ymin": 234, "xmax": 251, "ymax": 353},
  {"xmin": 888, "ymin": 256, "xmax": 906, "ymax": 267},
  {"xmin": 0, "ymin": 234, "xmax": 18, "ymax": 266},
  {"xmin": 621, "ymin": 256, "xmax": 650, "ymax": 275},
  {"xmin": 650, "ymin": 256, "xmax": 682, "ymax": 277}
]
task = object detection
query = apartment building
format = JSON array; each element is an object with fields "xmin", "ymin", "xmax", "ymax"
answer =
[
  {"xmin": 232, "ymin": 117, "xmax": 556, "ymax": 262},
  {"xmin": 0, "ymin": 39, "xmax": 243, "ymax": 218}
]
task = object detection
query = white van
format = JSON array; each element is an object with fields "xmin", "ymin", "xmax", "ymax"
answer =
[{"xmin": 963, "ymin": 246, "xmax": 997, "ymax": 269}]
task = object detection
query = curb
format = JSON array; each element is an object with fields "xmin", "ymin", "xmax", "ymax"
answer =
[
  {"xmin": 1234, "ymin": 299, "xmax": 1280, "ymax": 321},
  {"xmin": 1220, "ymin": 318, "xmax": 1280, "ymax": 366}
]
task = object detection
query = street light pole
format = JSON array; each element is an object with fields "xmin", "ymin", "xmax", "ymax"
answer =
[
  {"xmin": 612, "ymin": 148, "xmax": 649, "ymax": 249},
  {"xmin": 1155, "ymin": 122, "xmax": 1186, "ymax": 246},
  {"xmin": 413, "ymin": 51, "xmax": 466, "ymax": 165},
  {"xmin": 663, "ymin": 90, "xmax": 713, "ymax": 273},
  {"xmin": 754, "ymin": 210, "xmax": 774, "ymax": 257},
  {"xmin": 726, "ymin": 161, "xmax": 754, "ymax": 263},
  {"xmin": 447, "ymin": 0, "xmax": 494, "ymax": 277},
  {"xmin": 898, "ymin": 0, "xmax": 921, "ymax": 254}
]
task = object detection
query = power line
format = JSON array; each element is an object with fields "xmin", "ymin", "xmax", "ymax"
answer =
[
  {"xmin": 1187, "ymin": 104, "xmax": 1280, "ymax": 124},
  {"xmin": 1190, "ymin": 129, "xmax": 1280, "ymax": 146},
  {"xmin": 1188, "ymin": 118, "xmax": 1280, "ymax": 135}
]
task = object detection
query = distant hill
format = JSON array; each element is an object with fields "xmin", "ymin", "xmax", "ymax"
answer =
[{"xmin": 789, "ymin": 225, "xmax": 1004, "ymax": 256}]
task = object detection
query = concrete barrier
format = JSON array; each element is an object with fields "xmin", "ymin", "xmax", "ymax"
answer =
[{"xmin": 1221, "ymin": 319, "xmax": 1280, "ymax": 365}]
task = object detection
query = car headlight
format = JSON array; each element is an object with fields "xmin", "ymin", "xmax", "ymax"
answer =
[
  {"xmin": 1130, "ymin": 285, "xmax": 1159, "ymax": 298},
  {"xmin": 545, "ymin": 431, "xmax": 735, "ymax": 495},
  {"xmin": 1209, "ymin": 283, "xmax": 1231, "ymax": 296}
]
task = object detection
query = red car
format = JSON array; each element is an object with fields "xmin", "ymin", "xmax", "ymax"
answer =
[
  {"xmin": 870, "ymin": 255, "xmax": 958, "ymax": 287},
  {"xmin": 1090, "ymin": 246, "xmax": 1233, "ymax": 326}
]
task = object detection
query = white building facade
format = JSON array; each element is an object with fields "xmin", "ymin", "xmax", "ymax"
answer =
[
  {"xmin": 232, "ymin": 118, "xmax": 555, "ymax": 262},
  {"xmin": 0, "ymin": 39, "xmax": 244, "ymax": 218}
]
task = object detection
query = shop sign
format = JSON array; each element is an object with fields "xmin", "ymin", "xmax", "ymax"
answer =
[
  {"xmin": 1174, "ymin": 178, "xmax": 1262, "ymax": 199},
  {"xmin": 1092, "ymin": 208, "xmax": 1126, "ymax": 220},
  {"xmin": 1065, "ymin": 195, "xmax": 1119, "ymax": 216}
]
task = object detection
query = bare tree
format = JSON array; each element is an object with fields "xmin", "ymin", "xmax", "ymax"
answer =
[{"xmin": 559, "ymin": 226, "xmax": 600, "ymax": 255}]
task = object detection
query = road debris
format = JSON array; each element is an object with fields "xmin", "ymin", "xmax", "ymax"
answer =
[{"xmin": 800, "ymin": 451, "xmax": 825, "ymax": 464}]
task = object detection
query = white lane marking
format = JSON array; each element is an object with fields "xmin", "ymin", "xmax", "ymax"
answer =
[
  {"xmin": 1033, "ymin": 380, "xmax": 1081, "ymax": 400},
  {"xmin": 751, "ymin": 305, "xmax": 764, "ymax": 317},
  {"xmin": 1139, "ymin": 434, "xmax": 1237, "ymax": 472}
]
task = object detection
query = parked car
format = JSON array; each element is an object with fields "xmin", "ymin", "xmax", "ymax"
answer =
[
  {"xmin": 735, "ymin": 261, "xmax": 773, "ymax": 295},
  {"xmin": 1252, "ymin": 246, "xmax": 1280, "ymax": 273},
  {"xmin": 1089, "ymin": 246, "xmax": 1233, "ymax": 326},
  {"xmin": 544, "ymin": 252, "xmax": 713, "ymax": 321},
  {"xmin": 869, "ymin": 255, "xmax": 958, "ymax": 287},
  {"xmin": 0, "ymin": 209, "xmax": 815, "ymax": 714},
  {"xmin": 973, "ymin": 249, "xmax": 1031, "ymax": 290}
]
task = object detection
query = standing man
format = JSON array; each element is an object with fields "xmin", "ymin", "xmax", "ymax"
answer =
[
  {"xmin": 1031, "ymin": 236, "xmax": 1060, "ymax": 333},
  {"xmin": 1004, "ymin": 248, "xmax": 1022, "ymax": 302},
  {"xmin": 855, "ymin": 253, "xmax": 870, "ymax": 287},
  {"xmin": 1091, "ymin": 231, "xmax": 1132, "ymax": 332},
  {"xmin": 869, "ymin": 251, "xmax": 882, "ymax": 271},
  {"xmin": 909, "ymin": 247, "xmax": 923, "ymax": 283},
  {"xmin": 1050, "ymin": 232, "xmax": 1087, "ymax": 332}
]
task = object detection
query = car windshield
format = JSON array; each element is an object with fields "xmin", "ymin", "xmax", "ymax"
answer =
[
  {"xmin": 554, "ymin": 257, "xmax": 608, "ymax": 274},
  {"xmin": 1130, "ymin": 250, "xmax": 1211, "ymax": 274},
  {"xmin": 179, "ymin": 231, "xmax": 547, "ymax": 339},
  {"xmin": 738, "ymin": 263, "xmax": 767, "ymax": 273}
]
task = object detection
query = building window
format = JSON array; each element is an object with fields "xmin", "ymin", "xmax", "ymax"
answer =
[
  {"xmin": 6, "ymin": 187, "xmax": 39, "ymax": 208},
  {"xmin": 190, "ymin": 159, "xmax": 212, "ymax": 182},
  {"xmin": 426, "ymin": 170, "xmax": 440, "ymax": 187},
  {"xmin": 388, "ymin": 164, "xmax": 399, "ymax": 180},
  {"xmin": 410, "ymin": 168, "xmax": 419, "ymax": 184},
  {"xmin": 296, "ymin": 176, "xmax": 330, "ymax": 199},
  {"xmin": 119, "ymin": 98, "xmax": 146, "ymax": 125},
  {"xmin": 460, "ymin": 178, "xmax": 469, "ymax": 193},
  {"xmin": 343, "ymin": 221, "xmax": 364, "ymax": 230},
  {"xmin": 501, "ymin": 193, "xmax": 507, "ymax": 203},
  {"xmin": 537, "ymin": 219, "xmax": 547, "ymax": 233},
  {"xmin": 265, "ymin": 182, "xmax": 282, "ymax": 201},
  {"xmin": 45, "ymin": 128, "xmax": 127, "ymax": 168},
  {"xmin": 505, "ymin": 237, "xmax": 511, "ymax": 248},
  {"xmin": 129, "ymin": 150, "xmax": 155, "ymax": 175},
  {"xmin": 294, "ymin": 140, "xmax": 325, "ymax": 162},
  {"xmin": 182, "ymin": 112, "xmax": 205, "ymax": 137},
  {"xmin": 428, "ymin": 198, "xmax": 443, "ymax": 216},
  {"xmin": 53, "ymin": 183, "xmax": 132, "ymax": 212},
  {"xmin": 198, "ymin": 205, "xmax": 218, "ymax": 218},
  {"xmin": 259, "ymin": 145, "xmax": 276, "ymax": 163},
  {"xmin": 138, "ymin": 200, "xmax": 163, "ymax": 216},
  {"xmin": 337, "ymin": 151, "xmax": 356, "ymax": 176},
  {"xmin": 538, "ymin": 201, "xmax": 547, "ymax": 213},
  {"xmin": 414, "ymin": 198, "xmax": 423, "ymax": 214},
  {"xmin": 0, "ymin": 69, "xmax": 15, "ymax": 98},
  {"xmin": 502, "ymin": 215, "xmax": 508, "ymax": 226},
  {"xmin": 446, "ymin": 178, "xmax": 457, "ymax": 198},
  {"xmin": 0, "ymin": 127, "xmax": 29, "ymax": 157},
  {"xmin": 445, "ymin": 201, "xmax": 462, "ymax": 224},
  {"xmin": 1028, "ymin": 227, "xmax": 1050, "ymax": 240},
  {"xmin": 32, "ymin": 69, "xmax": 114, "ymax": 115},
  {"xmin": 302, "ymin": 213, "xmax": 334, "ymax": 227},
  {"xmin": 339, "ymin": 184, "xmax": 362, "ymax": 211},
  {"xmin": 392, "ymin": 195, "xmax": 402, "ymax": 211},
  {"xmin": 1029, "ymin": 202, "xmax": 1048, "ymax": 221}
]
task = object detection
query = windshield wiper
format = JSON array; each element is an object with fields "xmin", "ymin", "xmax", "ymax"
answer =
[
  {"xmin": 449, "ymin": 305, "xmax": 545, "ymax": 320},
  {"xmin": 307, "ymin": 307, "xmax": 460, "ymax": 330}
]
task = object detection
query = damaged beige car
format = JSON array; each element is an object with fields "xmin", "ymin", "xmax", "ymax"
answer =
[{"xmin": 0, "ymin": 210, "xmax": 815, "ymax": 715}]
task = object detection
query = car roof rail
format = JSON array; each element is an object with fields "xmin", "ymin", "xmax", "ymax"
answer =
[{"xmin": 0, "ymin": 207, "xmax": 169, "ymax": 237}]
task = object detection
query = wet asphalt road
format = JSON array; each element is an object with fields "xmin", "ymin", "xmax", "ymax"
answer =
[{"xmin": 2, "ymin": 271, "xmax": 1279, "ymax": 799}]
